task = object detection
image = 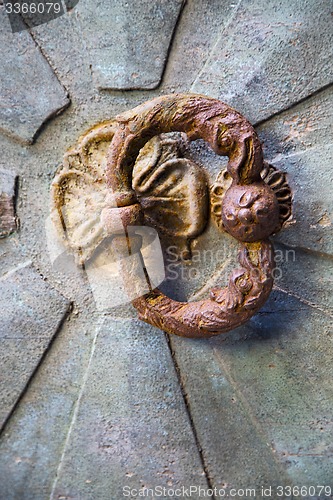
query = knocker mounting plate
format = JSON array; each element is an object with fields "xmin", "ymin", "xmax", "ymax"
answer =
[{"xmin": 51, "ymin": 94, "xmax": 292, "ymax": 338}]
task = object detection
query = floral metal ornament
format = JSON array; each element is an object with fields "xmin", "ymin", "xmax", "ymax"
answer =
[
  {"xmin": 51, "ymin": 94, "xmax": 292, "ymax": 338},
  {"xmin": 211, "ymin": 163, "xmax": 292, "ymax": 236},
  {"xmin": 51, "ymin": 122, "xmax": 207, "ymax": 264}
]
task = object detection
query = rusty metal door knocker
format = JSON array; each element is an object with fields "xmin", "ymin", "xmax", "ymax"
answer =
[{"xmin": 52, "ymin": 94, "xmax": 292, "ymax": 338}]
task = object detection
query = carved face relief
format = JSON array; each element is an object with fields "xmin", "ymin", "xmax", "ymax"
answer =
[{"xmin": 211, "ymin": 163, "xmax": 292, "ymax": 236}]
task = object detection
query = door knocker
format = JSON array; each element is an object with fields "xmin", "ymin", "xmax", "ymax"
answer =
[{"xmin": 51, "ymin": 94, "xmax": 292, "ymax": 338}]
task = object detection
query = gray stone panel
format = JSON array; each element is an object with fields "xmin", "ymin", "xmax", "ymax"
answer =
[
  {"xmin": 192, "ymin": 0, "xmax": 333, "ymax": 123},
  {"xmin": 170, "ymin": 290, "xmax": 333, "ymax": 490},
  {"xmin": 75, "ymin": 0, "xmax": 184, "ymax": 90},
  {"xmin": 0, "ymin": 264, "xmax": 69, "ymax": 429},
  {"xmin": 52, "ymin": 318, "xmax": 208, "ymax": 499},
  {"xmin": 259, "ymin": 86, "xmax": 333, "ymax": 255},
  {"xmin": 28, "ymin": 10, "xmax": 94, "ymax": 102},
  {"xmin": 163, "ymin": 0, "xmax": 239, "ymax": 91},
  {"xmin": 0, "ymin": 8, "xmax": 69, "ymax": 143},
  {"xmin": 274, "ymin": 242, "xmax": 333, "ymax": 315},
  {"xmin": 0, "ymin": 309, "xmax": 100, "ymax": 500}
]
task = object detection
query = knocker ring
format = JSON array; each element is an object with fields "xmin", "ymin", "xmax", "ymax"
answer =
[{"xmin": 52, "ymin": 94, "xmax": 292, "ymax": 338}]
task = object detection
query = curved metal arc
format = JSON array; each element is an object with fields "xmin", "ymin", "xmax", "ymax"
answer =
[
  {"xmin": 102, "ymin": 94, "xmax": 280, "ymax": 338},
  {"xmin": 131, "ymin": 241, "xmax": 274, "ymax": 338},
  {"xmin": 106, "ymin": 93, "xmax": 264, "ymax": 203}
]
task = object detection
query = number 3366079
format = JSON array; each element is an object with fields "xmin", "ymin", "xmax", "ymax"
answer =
[
  {"xmin": 5, "ymin": 3, "xmax": 62, "ymax": 14},
  {"xmin": 276, "ymin": 485, "xmax": 332, "ymax": 497}
]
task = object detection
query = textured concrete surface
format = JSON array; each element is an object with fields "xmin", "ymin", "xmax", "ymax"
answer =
[
  {"xmin": 51, "ymin": 318, "xmax": 208, "ymax": 499},
  {"xmin": 163, "ymin": 0, "xmax": 240, "ymax": 92},
  {"xmin": 170, "ymin": 290, "xmax": 333, "ymax": 490},
  {"xmin": 0, "ymin": 8, "xmax": 69, "ymax": 143},
  {"xmin": 31, "ymin": 0, "xmax": 184, "ymax": 91},
  {"xmin": 274, "ymin": 242, "xmax": 333, "ymax": 316},
  {"xmin": 77, "ymin": 0, "xmax": 184, "ymax": 89},
  {"xmin": 192, "ymin": 0, "xmax": 333, "ymax": 124},
  {"xmin": 259, "ymin": 85, "xmax": 333, "ymax": 255},
  {"xmin": 0, "ymin": 0, "xmax": 332, "ymax": 498},
  {"xmin": 0, "ymin": 264, "xmax": 69, "ymax": 429},
  {"xmin": 0, "ymin": 307, "xmax": 99, "ymax": 499}
]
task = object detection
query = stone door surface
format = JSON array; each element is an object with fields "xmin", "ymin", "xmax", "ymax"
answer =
[{"xmin": 0, "ymin": 1, "xmax": 332, "ymax": 499}]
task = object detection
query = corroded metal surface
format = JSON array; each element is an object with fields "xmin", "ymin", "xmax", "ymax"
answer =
[
  {"xmin": 51, "ymin": 122, "xmax": 208, "ymax": 264},
  {"xmin": 0, "ymin": 169, "xmax": 18, "ymax": 238},
  {"xmin": 133, "ymin": 241, "xmax": 274, "ymax": 338},
  {"xmin": 133, "ymin": 133, "xmax": 209, "ymax": 259},
  {"xmin": 106, "ymin": 94, "xmax": 290, "ymax": 337},
  {"xmin": 211, "ymin": 163, "xmax": 293, "ymax": 234},
  {"xmin": 52, "ymin": 94, "xmax": 292, "ymax": 338}
]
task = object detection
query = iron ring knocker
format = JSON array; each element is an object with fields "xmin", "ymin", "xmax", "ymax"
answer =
[{"xmin": 102, "ymin": 94, "xmax": 290, "ymax": 338}]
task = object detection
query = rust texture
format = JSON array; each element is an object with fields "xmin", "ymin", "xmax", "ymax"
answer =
[
  {"xmin": 104, "ymin": 93, "xmax": 289, "ymax": 338},
  {"xmin": 52, "ymin": 94, "xmax": 292, "ymax": 338},
  {"xmin": 211, "ymin": 162, "xmax": 292, "ymax": 237},
  {"xmin": 51, "ymin": 122, "xmax": 208, "ymax": 264},
  {"xmin": 107, "ymin": 94, "xmax": 265, "ymax": 203},
  {"xmin": 0, "ymin": 170, "xmax": 18, "ymax": 238},
  {"xmin": 132, "ymin": 133, "xmax": 209, "ymax": 259},
  {"xmin": 132, "ymin": 241, "xmax": 274, "ymax": 338}
]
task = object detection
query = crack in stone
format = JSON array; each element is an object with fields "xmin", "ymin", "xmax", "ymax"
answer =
[
  {"xmin": 50, "ymin": 324, "xmax": 101, "ymax": 499},
  {"xmin": 212, "ymin": 348, "xmax": 295, "ymax": 486},
  {"xmin": 273, "ymin": 285, "xmax": 333, "ymax": 319}
]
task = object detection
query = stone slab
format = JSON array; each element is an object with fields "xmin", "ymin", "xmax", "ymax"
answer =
[
  {"xmin": 163, "ymin": 0, "xmax": 239, "ymax": 92},
  {"xmin": 170, "ymin": 290, "xmax": 333, "ymax": 491},
  {"xmin": 274, "ymin": 242, "xmax": 333, "ymax": 316},
  {"xmin": 0, "ymin": 168, "xmax": 17, "ymax": 237},
  {"xmin": 192, "ymin": 0, "xmax": 333, "ymax": 124},
  {"xmin": 52, "ymin": 318, "xmax": 208, "ymax": 499},
  {"xmin": 259, "ymin": 85, "xmax": 333, "ymax": 255},
  {"xmin": 0, "ymin": 309, "xmax": 98, "ymax": 500},
  {"xmin": 27, "ymin": 8, "xmax": 93, "ymax": 103},
  {"xmin": 75, "ymin": 0, "xmax": 184, "ymax": 90},
  {"xmin": 0, "ymin": 264, "xmax": 69, "ymax": 429},
  {"xmin": 0, "ymin": 8, "xmax": 69, "ymax": 143}
]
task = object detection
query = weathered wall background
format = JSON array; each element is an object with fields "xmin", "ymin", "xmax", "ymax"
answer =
[{"xmin": 0, "ymin": 1, "xmax": 332, "ymax": 498}]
